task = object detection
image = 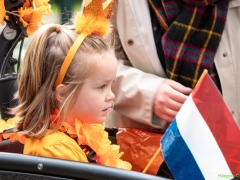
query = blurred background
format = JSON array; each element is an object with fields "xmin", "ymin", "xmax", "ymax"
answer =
[
  {"xmin": 0, "ymin": 0, "xmax": 83, "ymax": 119},
  {"xmin": 0, "ymin": 0, "xmax": 84, "ymax": 68},
  {"xmin": 50, "ymin": 0, "xmax": 83, "ymax": 24}
]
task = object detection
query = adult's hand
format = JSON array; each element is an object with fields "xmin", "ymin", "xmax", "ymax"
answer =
[{"xmin": 153, "ymin": 80, "xmax": 192, "ymax": 122}]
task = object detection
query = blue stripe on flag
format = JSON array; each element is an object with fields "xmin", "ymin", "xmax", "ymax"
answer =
[{"xmin": 161, "ymin": 120, "xmax": 205, "ymax": 180}]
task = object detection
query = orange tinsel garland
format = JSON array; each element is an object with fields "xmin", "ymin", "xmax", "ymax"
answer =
[{"xmin": 50, "ymin": 109, "xmax": 132, "ymax": 170}]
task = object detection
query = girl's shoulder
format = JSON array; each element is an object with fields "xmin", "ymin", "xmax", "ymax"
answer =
[{"xmin": 24, "ymin": 131, "xmax": 88, "ymax": 162}]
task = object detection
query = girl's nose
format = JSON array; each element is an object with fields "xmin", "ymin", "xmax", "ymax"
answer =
[{"xmin": 108, "ymin": 90, "xmax": 115, "ymax": 101}]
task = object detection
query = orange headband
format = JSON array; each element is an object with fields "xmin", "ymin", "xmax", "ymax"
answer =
[
  {"xmin": 53, "ymin": 0, "xmax": 114, "ymax": 89},
  {"xmin": 54, "ymin": 32, "xmax": 88, "ymax": 88}
]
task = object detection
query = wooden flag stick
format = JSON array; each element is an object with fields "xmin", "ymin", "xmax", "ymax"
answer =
[{"xmin": 142, "ymin": 147, "xmax": 162, "ymax": 173}]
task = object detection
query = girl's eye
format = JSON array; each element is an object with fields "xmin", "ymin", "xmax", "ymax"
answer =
[{"xmin": 99, "ymin": 84, "xmax": 106, "ymax": 89}]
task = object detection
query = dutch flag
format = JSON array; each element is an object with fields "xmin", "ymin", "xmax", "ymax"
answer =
[{"xmin": 160, "ymin": 70, "xmax": 240, "ymax": 180}]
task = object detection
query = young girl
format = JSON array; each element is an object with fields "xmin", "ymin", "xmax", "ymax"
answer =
[{"xmin": 0, "ymin": 0, "xmax": 132, "ymax": 170}]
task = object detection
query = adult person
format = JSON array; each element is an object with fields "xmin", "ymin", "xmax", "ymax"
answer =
[{"xmin": 105, "ymin": 0, "xmax": 240, "ymax": 130}]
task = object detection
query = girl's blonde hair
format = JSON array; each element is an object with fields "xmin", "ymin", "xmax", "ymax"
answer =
[{"xmin": 12, "ymin": 23, "xmax": 115, "ymax": 138}]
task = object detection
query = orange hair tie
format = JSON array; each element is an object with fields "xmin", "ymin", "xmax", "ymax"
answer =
[{"xmin": 55, "ymin": 26, "xmax": 60, "ymax": 33}]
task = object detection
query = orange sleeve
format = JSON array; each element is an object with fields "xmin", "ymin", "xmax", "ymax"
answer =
[
  {"xmin": 24, "ymin": 131, "xmax": 88, "ymax": 163},
  {"xmin": 34, "ymin": 141, "xmax": 88, "ymax": 162}
]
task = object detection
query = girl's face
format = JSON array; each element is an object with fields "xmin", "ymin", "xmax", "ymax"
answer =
[{"xmin": 68, "ymin": 53, "xmax": 118, "ymax": 124}]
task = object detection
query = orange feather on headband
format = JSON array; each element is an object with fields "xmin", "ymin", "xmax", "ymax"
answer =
[{"xmin": 54, "ymin": 0, "xmax": 115, "ymax": 88}]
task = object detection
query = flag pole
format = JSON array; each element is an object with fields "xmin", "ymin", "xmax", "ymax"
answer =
[{"xmin": 142, "ymin": 147, "xmax": 162, "ymax": 173}]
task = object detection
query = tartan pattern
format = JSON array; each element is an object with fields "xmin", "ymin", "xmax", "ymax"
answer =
[{"xmin": 149, "ymin": 0, "xmax": 229, "ymax": 88}]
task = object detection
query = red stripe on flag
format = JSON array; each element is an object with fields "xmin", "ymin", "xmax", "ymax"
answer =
[{"xmin": 192, "ymin": 72, "xmax": 240, "ymax": 175}]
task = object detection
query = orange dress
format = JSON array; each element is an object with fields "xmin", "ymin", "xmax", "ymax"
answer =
[
  {"xmin": 23, "ymin": 130, "xmax": 88, "ymax": 162},
  {"xmin": 0, "ymin": 115, "xmax": 132, "ymax": 170}
]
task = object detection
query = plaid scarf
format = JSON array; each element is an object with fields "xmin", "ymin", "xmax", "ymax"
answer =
[{"xmin": 149, "ymin": 0, "xmax": 230, "ymax": 88}]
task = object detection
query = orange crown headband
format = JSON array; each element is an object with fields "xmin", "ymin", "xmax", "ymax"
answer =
[{"xmin": 54, "ymin": 0, "xmax": 115, "ymax": 89}]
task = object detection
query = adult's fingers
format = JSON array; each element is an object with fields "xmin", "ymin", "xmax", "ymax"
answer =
[
  {"xmin": 167, "ymin": 80, "xmax": 192, "ymax": 103},
  {"xmin": 153, "ymin": 79, "xmax": 192, "ymax": 122}
]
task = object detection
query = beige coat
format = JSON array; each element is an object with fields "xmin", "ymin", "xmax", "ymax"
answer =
[{"xmin": 105, "ymin": 0, "xmax": 240, "ymax": 129}]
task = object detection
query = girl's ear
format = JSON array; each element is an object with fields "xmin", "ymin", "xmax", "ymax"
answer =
[{"xmin": 55, "ymin": 84, "xmax": 67, "ymax": 105}]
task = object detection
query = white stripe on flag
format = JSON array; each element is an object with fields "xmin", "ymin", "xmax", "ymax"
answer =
[{"xmin": 176, "ymin": 94, "xmax": 232, "ymax": 180}]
